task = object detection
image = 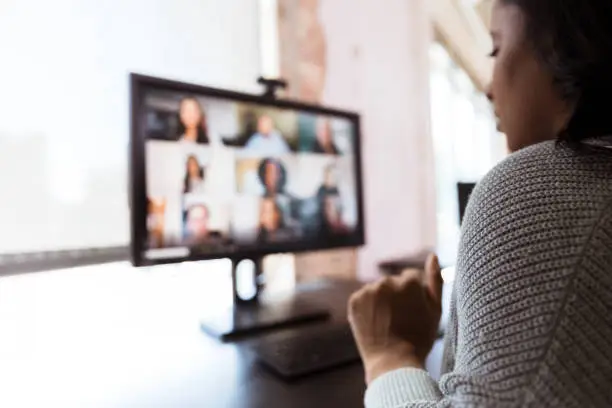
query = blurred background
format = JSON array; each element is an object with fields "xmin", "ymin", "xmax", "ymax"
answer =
[
  {"xmin": 0, "ymin": 0, "xmax": 501, "ymax": 277},
  {"xmin": 0, "ymin": 1, "xmax": 504, "ymax": 406}
]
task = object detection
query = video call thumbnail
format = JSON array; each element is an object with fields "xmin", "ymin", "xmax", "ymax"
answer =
[{"xmin": 142, "ymin": 88, "xmax": 360, "ymax": 257}]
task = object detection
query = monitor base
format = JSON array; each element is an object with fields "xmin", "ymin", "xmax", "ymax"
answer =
[
  {"xmin": 201, "ymin": 256, "xmax": 330, "ymax": 341},
  {"xmin": 201, "ymin": 298, "xmax": 330, "ymax": 341}
]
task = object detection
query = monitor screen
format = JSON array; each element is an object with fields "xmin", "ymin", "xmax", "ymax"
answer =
[{"xmin": 130, "ymin": 75, "xmax": 365, "ymax": 266}]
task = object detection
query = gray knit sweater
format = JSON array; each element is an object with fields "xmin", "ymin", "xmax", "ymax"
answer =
[{"xmin": 365, "ymin": 141, "xmax": 612, "ymax": 407}]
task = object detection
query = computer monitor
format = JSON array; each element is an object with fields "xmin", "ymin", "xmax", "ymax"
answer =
[{"xmin": 129, "ymin": 74, "xmax": 366, "ymax": 339}]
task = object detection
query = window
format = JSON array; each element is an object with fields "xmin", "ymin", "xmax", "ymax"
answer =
[
  {"xmin": 429, "ymin": 43, "xmax": 506, "ymax": 261},
  {"xmin": 0, "ymin": 0, "xmax": 264, "ymax": 270}
]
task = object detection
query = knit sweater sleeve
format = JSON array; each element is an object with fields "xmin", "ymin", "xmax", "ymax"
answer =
[{"xmin": 363, "ymin": 141, "xmax": 612, "ymax": 408}]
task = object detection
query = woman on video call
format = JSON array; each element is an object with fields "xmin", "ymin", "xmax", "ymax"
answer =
[
  {"xmin": 258, "ymin": 158, "xmax": 287, "ymax": 197},
  {"xmin": 349, "ymin": 0, "xmax": 612, "ymax": 407},
  {"xmin": 316, "ymin": 164, "xmax": 340, "ymax": 204},
  {"xmin": 177, "ymin": 97, "xmax": 209, "ymax": 144},
  {"xmin": 257, "ymin": 197, "xmax": 287, "ymax": 242},
  {"xmin": 183, "ymin": 155, "xmax": 206, "ymax": 194},
  {"xmin": 320, "ymin": 193, "xmax": 349, "ymax": 237},
  {"xmin": 312, "ymin": 118, "xmax": 340, "ymax": 155}
]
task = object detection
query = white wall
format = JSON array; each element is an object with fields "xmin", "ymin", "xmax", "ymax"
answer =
[
  {"xmin": 320, "ymin": 0, "xmax": 438, "ymax": 279},
  {"xmin": 0, "ymin": 0, "xmax": 261, "ymax": 253}
]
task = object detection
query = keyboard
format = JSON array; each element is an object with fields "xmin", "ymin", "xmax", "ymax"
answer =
[
  {"xmin": 251, "ymin": 324, "xmax": 361, "ymax": 378},
  {"xmin": 252, "ymin": 324, "xmax": 447, "ymax": 379}
]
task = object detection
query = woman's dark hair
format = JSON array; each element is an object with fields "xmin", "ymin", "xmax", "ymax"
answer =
[
  {"xmin": 502, "ymin": 0, "xmax": 612, "ymax": 143},
  {"xmin": 183, "ymin": 155, "xmax": 205, "ymax": 193},
  {"xmin": 177, "ymin": 97, "xmax": 209, "ymax": 144},
  {"xmin": 257, "ymin": 158, "xmax": 287, "ymax": 194}
]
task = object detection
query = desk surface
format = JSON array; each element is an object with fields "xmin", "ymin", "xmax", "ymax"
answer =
[
  {"xmin": 0, "ymin": 264, "xmax": 446, "ymax": 408},
  {"xmin": 186, "ymin": 281, "xmax": 368, "ymax": 408},
  {"xmin": 0, "ymin": 268, "xmax": 366, "ymax": 408}
]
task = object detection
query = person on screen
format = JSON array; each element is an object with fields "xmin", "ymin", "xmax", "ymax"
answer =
[
  {"xmin": 320, "ymin": 193, "xmax": 350, "ymax": 236},
  {"xmin": 183, "ymin": 155, "xmax": 206, "ymax": 193},
  {"xmin": 147, "ymin": 197, "xmax": 166, "ymax": 248},
  {"xmin": 177, "ymin": 97, "xmax": 209, "ymax": 144},
  {"xmin": 255, "ymin": 158, "xmax": 304, "ymax": 232},
  {"xmin": 184, "ymin": 204, "xmax": 211, "ymax": 244},
  {"xmin": 312, "ymin": 118, "xmax": 340, "ymax": 155},
  {"xmin": 244, "ymin": 115, "xmax": 290, "ymax": 154},
  {"xmin": 316, "ymin": 164, "xmax": 340, "ymax": 204},
  {"xmin": 257, "ymin": 197, "xmax": 289, "ymax": 242},
  {"xmin": 257, "ymin": 158, "xmax": 287, "ymax": 196}
]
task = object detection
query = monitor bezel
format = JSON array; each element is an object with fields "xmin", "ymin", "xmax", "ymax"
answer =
[{"xmin": 130, "ymin": 73, "xmax": 366, "ymax": 267}]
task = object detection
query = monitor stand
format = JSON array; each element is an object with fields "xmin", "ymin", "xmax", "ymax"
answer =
[{"xmin": 200, "ymin": 256, "xmax": 330, "ymax": 341}]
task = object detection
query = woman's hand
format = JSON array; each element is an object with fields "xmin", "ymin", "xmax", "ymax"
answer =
[{"xmin": 348, "ymin": 254, "xmax": 443, "ymax": 384}]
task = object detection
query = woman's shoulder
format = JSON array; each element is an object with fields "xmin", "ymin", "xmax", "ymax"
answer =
[
  {"xmin": 480, "ymin": 141, "xmax": 557, "ymax": 185},
  {"xmin": 457, "ymin": 140, "xmax": 612, "ymax": 286},
  {"xmin": 462, "ymin": 140, "xmax": 612, "ymax": 244},
  {"xmin": 474, "ymin": 140, "xmax": 612, "ymax": 198}
]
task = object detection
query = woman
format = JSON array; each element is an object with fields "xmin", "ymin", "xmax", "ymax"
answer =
[
  {"xmin": 183, "ymin": 203, "xmax": 210, "ymax": 244},
  {"xmin": 316, "ymin": 164, "xmax": 339, "ymax": 203},
  {"xmin": 177, "ymin": 97, "xmax": 209, "ymax": 144},
  {"xmin": 257, "ymin": 158, "xmax": 287, "ymax": 196},
  {"xmin": 147, "ymin": 197, "xmax": 166, "ymax": 248},
  {"xmin": 320, "ymin": 193, "xmax": 350, "ymax": 237},
  {"xmin": 312, "ymin": 118, "xmax": 340, "ymax": 155},
  {"xmin": 183, "ymin": 155, "xmax": 205, "ymax": 193},
  {"xmin": 257, "ymin": 197, "xmax": 286, "ymax": 242},
  {"xmin": 316, "ymin": 164, "xmax": 341, "ymax": 233},
  {"xmin": 349, "ymin": 1, "xmax": 612, "ymax": 407}
]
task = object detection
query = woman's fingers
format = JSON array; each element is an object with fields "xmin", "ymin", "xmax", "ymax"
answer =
[{"xmin": 425, "ymin": 254, "xmax": 443, "ymax": 305}]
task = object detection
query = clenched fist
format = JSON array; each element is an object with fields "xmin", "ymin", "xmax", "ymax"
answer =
[{"xmin": 348, "ymin": 254, "xmax": 443, "ymax": 384}]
